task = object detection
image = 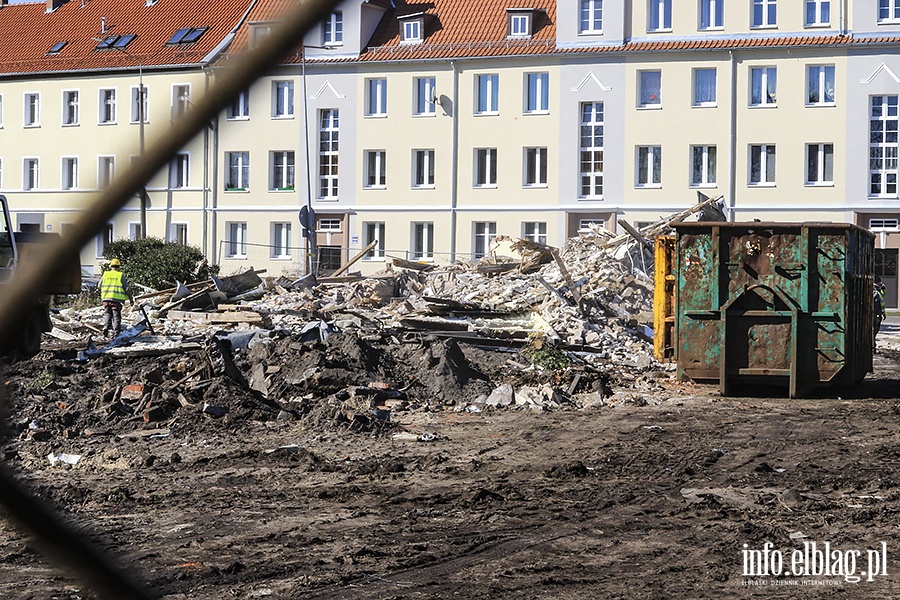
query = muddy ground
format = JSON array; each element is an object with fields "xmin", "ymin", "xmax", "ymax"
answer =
[{"xmin": 1, "ymin": 330, "xmax": 900, "ymax": 599}]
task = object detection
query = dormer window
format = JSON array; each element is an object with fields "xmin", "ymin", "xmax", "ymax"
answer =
[
  {"xmin": 250, "ymin": 23, "xmax": 272, "ymax": 48},
  {"xmin": 399, "ymin": 13, "xmax": 425, "ymax": 44},
  {"xmin": 507, "ymin": 8, "xmax": 535, "ymax": 38},
  {"xmin": 323, "ymin": 11, "xmax": 342, "ymax": 46}
]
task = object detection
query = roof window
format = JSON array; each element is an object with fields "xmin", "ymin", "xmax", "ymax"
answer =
[
  {"xmin": 507, "ymin": 8, "xmax": 535, "ymax": 39},
  {"xmin": 95, "ymin": 34, "xmax": 136, "ymax": 50},
  {"xmin": 167, "ymin": 27, "xmax": 208, "ymax": 45},
  {"xmin": 47, "ymin": 41, "xmax": 67, "ymax": 55}
]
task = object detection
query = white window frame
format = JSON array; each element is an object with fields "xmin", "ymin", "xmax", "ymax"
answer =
[
  {"xmin": 319, "ymin": 109, "xmax": 339, "ymax": 199},
  {"xmin": 691, "ymin": 145, "xmax": 717, "ymax": 187},
  {"xmin": 752, "ymin": 0, "xmax": 777, "ymax": 28},
  {"xmin": 24, "ymin": 92, "xmax": 40, "ymax": 127},
  {"xmin": 578, "ymin": 219, "xmax": 605, "ymax": 234},
  {"xmin": 226, "ymin": 222, "xmax": 247, "ymax": 258},
  {"xmin": 270, "ymin": 222, "xmax": 291, "ymax": 259},
  {"xmin": 401, "ymin": 19, "xmax": 422, "ymax": 43},
  {"xmin": 169, "ymin": 153, "xmax": 189, "ymax": 188},
  {"xmin": 172, "ymin": 84, "xmax": 191, "ymax": 119},
  {"xmin": 523, "ymin": 222, "xmax": 547, "ymax": 245},
  {"xmin": 473, "ymin": 222, "xmax": 497, "ymax": 259},
  {"xmin": 272, "ymin": 80, "xmax": 294, "ymax": 118},
  {"xmin": 693, "ymin": 68, "xmax": 717, "ymax": 107},
  {"xmin": 805, "ymin": 0, "xmax": 830, "ymax": 26},
  {"xmin": 750, "ymin": 67, "xmax": 777, "ymax": 107},
  {"xmin": 870, "ymin": 218, "xmax": 900, "ymax": 231},
  {"xmin": 97, "ymin": 156, "xmax": 115, "ymax": 189},
  {"xmin": 61, "ymin": 157, "xmax": 78, "ymax": 190},
  {"xmin": 413, "ymin": 149, "xmax": 435, "ymax": 188},
  {"xmin": 638, "ymin": 70, "xmax": 661, "ymax": 107},
  {"xmin": 227, "ymin": 89, "xmax": 250, "ymax": 120},
  {"xmin": 62, "ymin": 90, "xmax": 79, "ymax": 126},
  {"xmin": 23, "ymin": 158, "xmax": 39, "ymax": 191},
  {"xmin": 509, "ymin": 13, "xmax": 531, "ymax": 38},
  {"xmin": 805, "ymin": 143, "xmax": 834, "ymax": 186},
  {"xmin": 474, "ymin": 148, "xmax": 498, "ymax": 188},
  {"xmin": 130, "ymin": 85, "xmax": 148, "ymax": 124},
  {"xmin": 364, "ymin": 150, "xmax": 387, "ymax": 189},
  {"xmin": 0, "ymin": 94, "xmax": 4, "ymax": 128},
  {"xmin": 323, "ymin": 11, "xmax": 343, "ymax": 46},
  {"xmin": 412, "ymin": 222, "xmax": 434, "ymax": 261},
  {"xmin": 96, "ymin": 223, "xmax": 113, "ymax": 258},
  {"xmin": 318, "ymin": 218, "xmax": 342, "ymax": 232},
  {"xmin": 524, "ymin": 147, "xmax": 548, "ymax": 187},
  {"xmin": 98, "ymin": 88, "xmax": 116, "ymax": 124},
  {"xmin": 128, "ymin": 222, "xmax": 142, "ymax": 241},
  {"xmin": 271, "ymin": 151, "xmax": 295, "ymax": 191},
  {"xmin": 475, "ymin": 74, "xmax": 499, "ymax": 115},
  {"xmin": 807, "ymin": 65, "xmax": 835, "ymax": 106},
  {"xmin": 870, "ymin": 95, "xmax": 899, "ymax": 197},
  {"xmin": 170, "ymin": 222, "xmax": 188, "ymax": 245},
  {"xmin": 636, "ymin": 146, "xmax": 662, "ymax": 188},
  {"xmin": 226, "ymin": 151, "xmax": 250, "ymax": 191},
  {"xmin": 414, "ymin": 77, "xmax": 436, "ymax": 116},
  {"xmin": 649, "ymin": 0, "xmax": 672, "ymax": 31},
  {"xmin": 879, "ymin": 0, "xmax": 900, "ymax": 23},
  {"xmin": 364, "ymin": 222, "xmax": 386, "ymax": 259},
  {"xmin": 366, "ymin": 78, "xmax": 388, "ymax": 117},
  {"xmin": 525, "ymin": 72, "xmax": 549, "ymax": 114},
  {"xmin": 579, "ymin": 0, "xmax": 603, "ymax": 33},
  {"xmin": 749, "ymin": 144, "xmax": 776, "ymax": 186},
  {"xmin": 580, "ymin": 102, "xmax": 604, "ymax": 199},
  {"xmin": 699, "ymin": 0, "xmax": 723, "ymax": 29}
]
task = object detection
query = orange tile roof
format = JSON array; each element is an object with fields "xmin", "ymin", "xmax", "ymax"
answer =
[{"xmin": 0, "ymin": 0, "xmax": 255, "ymax": 76}]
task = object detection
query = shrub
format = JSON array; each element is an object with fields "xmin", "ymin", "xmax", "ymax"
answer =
[{"xmin": 103, "ymin": 237, "xmax": 218, "ymax": 290}]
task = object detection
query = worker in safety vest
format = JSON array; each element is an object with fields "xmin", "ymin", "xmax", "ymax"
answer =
[{"xmin": 100, "ymin": 258, "xmax": 134, "ymax": 337}]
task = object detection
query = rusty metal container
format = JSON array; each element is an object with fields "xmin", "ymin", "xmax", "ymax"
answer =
[{"xmin": 672, "ymin": 222, "xmax": 874, "ymax": 398}]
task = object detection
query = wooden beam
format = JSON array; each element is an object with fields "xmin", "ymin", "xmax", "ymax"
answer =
[{"xmin": 331, "ymin": 240, "xmax": 378, "ymax": 277}]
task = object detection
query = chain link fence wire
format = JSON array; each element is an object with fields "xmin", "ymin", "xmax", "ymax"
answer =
[{"xmin": 0, "ymin": 0, "xmax": 342, "ymax": 597}]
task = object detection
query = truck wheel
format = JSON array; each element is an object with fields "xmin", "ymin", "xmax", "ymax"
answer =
[{"xmin": 18, "ymin": 313, "xmax": 42, "ymax": 355}]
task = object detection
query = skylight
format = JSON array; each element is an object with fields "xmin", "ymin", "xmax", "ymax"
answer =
[
  {"xmin": 167, "ymin": 27, "xmax": 207, "ymax": 45},
  {"xmin": 47, "ymin": 41, "xmax": 67, "ymax": 55},
  {"xmin": 95, "ymin": 34, "xmax": 136, "ymax": 50}
]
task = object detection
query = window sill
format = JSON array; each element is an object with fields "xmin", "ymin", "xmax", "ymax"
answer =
[
  {"xmin": 24, "ymin": 124, "xmax": 40, "ymax": 128},
  {"xmin": 270, "ymin": 256, "xmax": 292, "ymax": 261},
  {"xmin": 647, "ymin": 28, "xmax": 673, "ymax": 34},
  {"xmin": 578, "ymin": 30, "xmax": 603, "ymax": 36},
  {"xmin": 637, "ymin": 104, "xmax": 662, "ymax": 110},
  {"xmin": 749, "ymin": 103, "xmax": 778, "ymax": 108},
  {"xmin": 364, "ymin": 113, "xmax": 388, "ymax": 119},
  {"xmin": 750, "ymin": 24, "xmax": 778, "ymax": 30},
  {"xmin": 226, "ymin": 116, "xmax": 250, "ymax": 122},
  {"xmin": 804, "ymin": 23, "xmax": 832, "ymax": 29},
  {"xmin": 805, "ymin": 102, "xmax": 836, "ymax": 108},
  {"xmin": 225, "ymin": 188, "xmax": 248, "ymax": 192},
  {"xmin": 698, "ymin": 26, "xmax": 724, "ymax": 32},
  {"xmin": 748, "ymin": 183, "xmax": 776, "ymax": 188},
  {"xmin": 316, "ymin": 197, "xmax": 339, "ymax": 202},
  {"xmin": 412, "ymin": 185, "xmax": 436, "ymax": 190},
  {"xmin": 363, "ymin": 186, "xmax": 387, "ymax": 190},
  {"xmin": 62, "ymin": 123, "xmax": 79, "ymax": 127},
  {"xmin": 805, "ymin": 182, "xmax": 835, "ymax": 188},
  {"xmin": 129, "ymin": 120, "xmax": 150, "ymax": 125},
  {"xmin": 523, "ymin": 184, "xmax": 548, "ymax": 189},
  {"xmin": 271, "ymin": 115, "xmax": 294, "ymax": 120},
  {"xmin": 474, "ymin": 184, "xmax": 498, "ymax": 189},
  {"xmin": 690, "ymin": 184, "xmax": 718, "ymax": 189},
  {"xmin": 635, "ymin": 184, "xmax": 662, "ymax": 189},
  {"xmin": 692, "ymin": 103, "xmax": 718, "ymax": 108},
  {"xmin": 98, "ymin": 122, "xmax": 117, "ymax": 126},
  {"xmin": 225, "ymin": 255, "xmax": 248, "ymax": 260},
  {"xmin": 474, "ymin": 112, "xmax": 500, "ymax": 117},
  {"xmin": 412, "ymin": 112, "xmax": 437, "ymax": 118},
  {"xmin": 578, "ymin": 196, "xmax": 604, "ymax": 201},
  {"xmin": 524, "ymin": 110, "xmax": 550, "ymax": 116}
]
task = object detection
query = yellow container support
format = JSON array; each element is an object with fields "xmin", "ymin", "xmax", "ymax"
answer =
[{"xmin": 654, "ymin": 236, "xmax": 676, "ymax": 362}]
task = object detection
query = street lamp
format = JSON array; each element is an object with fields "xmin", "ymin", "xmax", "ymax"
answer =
[{"xmin": 301, "ymin": 44, "xmax": 333, "ymax": 276}]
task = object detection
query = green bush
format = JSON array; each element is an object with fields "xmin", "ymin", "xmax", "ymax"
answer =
[{"xmin": 103, "ymin": 237, "xmax": 218, "ymax": 290}]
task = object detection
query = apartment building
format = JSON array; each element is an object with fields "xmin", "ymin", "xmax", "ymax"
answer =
[{"xmin": 2, "ymin": 0, "xmax": 900, "ymax": 303}]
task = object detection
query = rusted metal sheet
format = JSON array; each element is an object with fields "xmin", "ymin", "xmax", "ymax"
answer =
[{"xmin": 672, "ymin": 222, "xmax": 874, "ymax": 398}]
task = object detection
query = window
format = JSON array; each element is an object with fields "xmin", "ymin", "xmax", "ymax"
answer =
[
  {"xmin": 807, "ymin": 65, "xmax": 835, "ymax": 105},
  {"xmin": 699, "ymin": 0, "xmax": 723, "ymax": 29},
  {"xmin": 166, "ymin": 27, "xmax": 207, "ymax": 45},
  {"xmin": 580, "ymin": 102, "xmax": 604, "ymax": 198},
  {"xmin": 525, "ymin": 73, "xmax": 549, "ymax": 114},
  {"xmin": 806, "ymin": 143, "xmax": 834, "ymax": 185},
  {"xmin": 693, "ymin": 68, "xmax": 717, "ymax": 106},
  {"xmin": 524, "ymin": 147, "xmax": 548, "ymax": 187},
  {"xmin": 752, "ymin": 0, "xmax": 777, "ymax": 27},
  {"xmin": 94, "ymin": 34, "xmax": 135, "ymax": 50},
  {"xmin": 636, "ymin": 146, "xmax": 662, "ymax": 187},
  {"xmin": 879, "ymin": 0, "xmax": 900, "ymax": 23},
  {"xmin": 639, "ymin": 71, "xmax": 661, "ymax": 107},
  {"xmin": 365, "ymin": 150, "xmax": 386, "ymax": 188},
  {"xmin": 226, "ymin": 222, "xmax": 247, "ymax": 258},
  {"xmin": 749, "ymin": 144, "xmax": 776, "ymax": 185},
  {"xmin": 128, "ymin": 223, "xmax": 142, "ymax": 240},
  {"xmin": 475, "ymin": 148, "xmax": 498, "ymax": 187},
  {"xmin": 523, "ymin": 222, "xmax": 547, "ymax": 244},
  {"xmin": 691, "ymin": 146, "xmax": 717, "ymax": 186},
  {"xmin": 98, "ymin": 156, "xmax": 116, "ymax": 189},
  {"xmin": 413, "ymin": 149, "xmax": 435, "ymax": 187},
  {"xmin": 578, "ymin": 219, "xmax": 605, "ymax": 233},
  {"xmin": 871, "ymin": 218, "xmax": 900, "ymax": 231},
  {"xmin": 62, "ymin": 90, "xmax": 79, "ymax": 125},
  {"xmin": 412, "ymin": 222, "xmax": 433, "ymax": 260},
  {"xmin": 227, "ymin": 89, "xmax": 250, "ymax": 119},
  {"xmin": 319, "ymin": 109, "xmax": 339, "ymax": 199},
  {"xmin": 806, "ymin": 0, "xmax": 830, "ymax": 26},
  {"xmin": 62, "ymin": 158, "xmax": 78, "ymax": 190},
  {"xmin": 0, "ymin": 94, "xmax": 4, "ymax": 128},
  {"xmin": 318, "ymin": 218, "xmax": 341, "ymax": 232},
  {"xmin": 476, "ymin": 74, "xmax": 499, "ymax": 114},
  {"xmin": 171, "ymin": 223, "xmax": 188, "ymax": 245},
  {"xmin": 508, "ymin": 12, "xmax": 531, "ymax": 37},
  {"xmin": 130, "ymin": 85, "xmax": 148, "ymax": 124},
  {"xmin": 366, "ymin": 79, "xmax": 387, "ymax": 116},
  {"xmin": 251, "ymin": 24, "xmax": 272, "ymax": 47},
  {"xmin": 870, "ymin": 96, "xmax": 898, "ymax": 196},
  {"xmin": 473, "ymin": 222, "xmax": 496, "ymax": 259},
  {"xmin": 169, "ymin": 153, "xmax": 188, "ymax": 188},
  {"xmin": 273, "ymin": 81, "xmax": 294, "ymax": 117},
  {"xmin": 414, "ymin": 77, "xmax": 436, "ymax": 116},
  {"xmin": 750, "ymin": 67, "xmax": 777, "ymax": 106},
  {"xmin": 99, "ymin": 88, "xmax": 116, "ymax": 124},
  {"xmin": 323, "ymin": 11, "xmax": 342, "ymax": 46},
  {"xmin": 226, "ymin": 151, "xmax": 250, "ymax": 190},
  {"xmin": 23, "ymin": 158, "xmax": 39, "ymax": 191},
  {"xmin": 401, "ymin": 18, "xmax": 423, "ymax": 43},
  {"xmin": 47, "ymin": 41, "xmax": 67, "ymax": 54},
  {"xmin": 649, "ymin": 0, "xmax": 672, "ymax": 31},
  {"xmin": 365, "ymin": 222, "xmax": 386, "ymax": 259},
  {"xmin": 271, "ymin": 222, "xmax": 291, "ymax": 258},
  {"xmin": 580, "ymin": 0, "xmax": 603, "ymax": 33},
  {"xmin": 96, "ymin": 224, "xmax": 113, "ymax": 258},
  {"xmin": 24, "ymin": 93, "xmax": 39, "ymax": 127},
  {"xmin": 172, "ymin": 84, "xmax": 190, "ymax": 119},
  {"xmin": 271, "ymin": 151, "xmax": 295, "ymax": 190}
]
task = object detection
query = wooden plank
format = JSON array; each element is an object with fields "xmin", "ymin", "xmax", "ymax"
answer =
[
  {"xmin": 550, "ymin": 248, "xmax": 582, "ymax": 305},
  {"xmin": 166, "ymin": 310, "xmax": 262, "ymax": 324},
  {"xmin": 331, "ymin": 240, "xmax": 378, "ymax": 277}
]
